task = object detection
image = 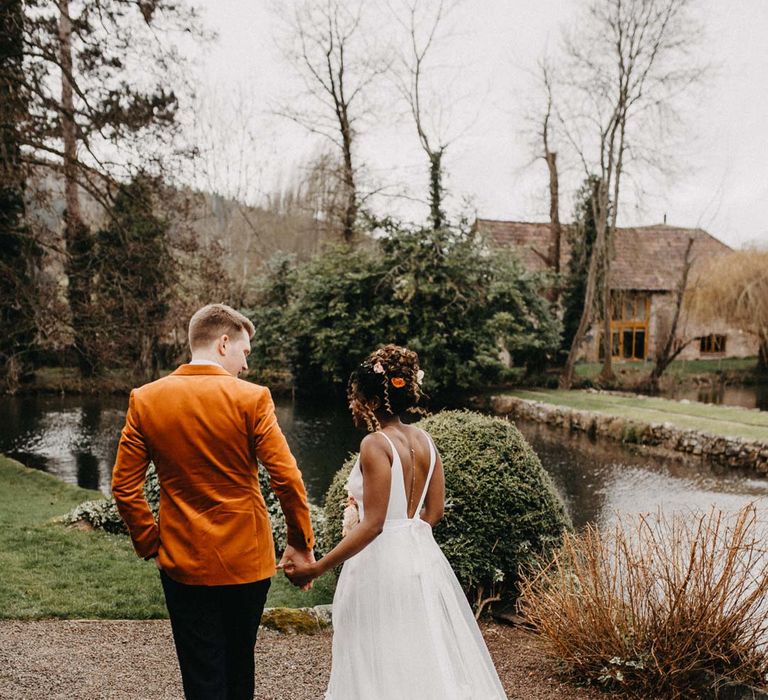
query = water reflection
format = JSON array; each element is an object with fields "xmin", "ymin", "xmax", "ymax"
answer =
[
  {"xmin": 0, "ymin": 394, "xmax": 361, "ymax": 500},
  {"xmin": 667, "ymin": 383, "xmax": 768, "ymax": 411},
  {"xmin": 1, "ymin": 394, "xmax": 767, "ymax": 529},
  {"xmin": 0, "ymin": 395, "xmax": 128, "ymax": 494},
  {"xmin": 514, "ymin": 418, "xmax": 768, "ymax": 529},
  {"xmin": 273, "ymin": 398, "xmax": 362, "ymax": 502}
]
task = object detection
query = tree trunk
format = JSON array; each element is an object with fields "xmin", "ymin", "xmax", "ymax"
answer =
[
  {"xmin": 545, "ymin": 150, "xmax": 561, "ymax": 278},
  {"xmin": 758, "ymin": 330, "xmax": 768, "ymax": 376},
  {"xmin": 559, "ymin": 194, "xmax": 605, "ymax": 389},
  {"xmin": 597, "ymin": 180, "xmax": 615, "ymax": 384},
  {"xmin": 0, "ymin": 0, "xmax": 38, "ymax": 392},
  {"xmin": 429, "ymin": 148, "xmax": 445, "ymax": 231},
  {"xmin": 59, "ymin": 0, "xmax": 81, "ymax": 235},
  {"xmin": 340, "ymin": 112, "xmax": 357, "ymax": 244},
  {"xmin": 59, "ymin": 0, "xmax": 96, "ymax": 376},
  {"xmin": 646, "ymin": 237, "xmax": 695, "ymax": 392}
]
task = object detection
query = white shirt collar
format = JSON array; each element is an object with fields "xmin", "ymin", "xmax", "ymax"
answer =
[{"xmin": 188, "ymin": 358, "xmax": 223, "ymax": 367}]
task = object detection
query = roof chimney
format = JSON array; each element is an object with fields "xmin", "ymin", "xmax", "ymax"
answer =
[{"xmin": 663, "ymin": 213, "xmax": 667, "ymax": 224}]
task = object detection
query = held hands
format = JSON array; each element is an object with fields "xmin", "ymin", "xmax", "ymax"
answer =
[
  {"xmin": 278, "ymin": 544, "xmax": 317, "ymax": 591},
  {"xmin": 283, "ymin": 557, "xmax": 320, "ymax": 589}
]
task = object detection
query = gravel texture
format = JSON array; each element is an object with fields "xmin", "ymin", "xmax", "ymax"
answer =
[{"xmin": 0, "ymin": 620, "xmax": 614, "ymax": 699}]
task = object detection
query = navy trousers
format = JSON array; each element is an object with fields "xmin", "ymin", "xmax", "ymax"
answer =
[{"xmin": 160, "ymin": 570, "xmax": 271, "ymax": 700}]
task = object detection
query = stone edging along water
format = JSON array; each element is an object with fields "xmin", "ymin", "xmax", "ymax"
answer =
[{"xmin": 489, "ymin": 393, "xmax": 768, "ymax": 474}]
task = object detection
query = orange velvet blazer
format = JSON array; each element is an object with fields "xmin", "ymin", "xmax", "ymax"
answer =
[{"xmin": 112, "ymin": 364, "xmax": 315, "ymax": 586}]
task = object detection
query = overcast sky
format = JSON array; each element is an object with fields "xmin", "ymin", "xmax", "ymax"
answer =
[{"xmin": 192, "ymin": 0, "xmax": 768, "ymax": 250}]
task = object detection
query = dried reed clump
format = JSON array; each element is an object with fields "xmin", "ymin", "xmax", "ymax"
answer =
[{"xmin": 518, "ymin": 504, "xmax": 768, "ymax": 699}]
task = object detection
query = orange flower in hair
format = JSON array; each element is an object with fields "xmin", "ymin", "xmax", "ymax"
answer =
[{"xmin": 391, "ymin": 377, "xmax": 405, "ymax": 388}]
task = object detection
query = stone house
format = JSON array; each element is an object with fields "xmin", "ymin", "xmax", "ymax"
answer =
[{"xmin": 475, "ymin": 219, "xmax": 758, "ymax": 363}]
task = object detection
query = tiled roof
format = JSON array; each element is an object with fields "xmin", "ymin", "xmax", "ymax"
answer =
[{"xmin": 476, "ymin": 219, "xmax": 733, "ymax": 291}]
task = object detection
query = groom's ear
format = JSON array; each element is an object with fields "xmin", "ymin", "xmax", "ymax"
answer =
[{"xmin": 216, "ymin": 334, "xmax": 230, "ymax": 355}]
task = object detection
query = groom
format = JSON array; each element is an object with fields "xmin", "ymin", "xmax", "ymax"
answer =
[{"xmin": 112, "ymin": 303, "xmax": 315, "ymax": 700}]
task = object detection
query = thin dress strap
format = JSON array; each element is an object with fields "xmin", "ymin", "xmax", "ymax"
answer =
[
  {"xmin": 377, "ymin": 431, "xmax": 408, "ymax": 519},
  {"xmin": 413, "ymin": 429, "xmax": 436, "ymax": 518},
  {"xmin": 377, "ymin": 431, "xmax": 397, "ymax": 463}
]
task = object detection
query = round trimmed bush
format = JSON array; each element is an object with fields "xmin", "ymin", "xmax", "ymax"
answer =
[{"xmin": 323, "ymin": 410, "xmax": 571, "ymax": 610}]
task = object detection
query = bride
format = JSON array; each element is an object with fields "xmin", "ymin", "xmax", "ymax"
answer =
[{"xmin": 284, "ymin": 344, "xmax": 507, "ymax": 699}]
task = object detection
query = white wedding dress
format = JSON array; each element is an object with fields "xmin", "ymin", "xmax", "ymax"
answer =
[{"xmin": 326, "ymin": 429, "xmax": 508, "ymax": 699}]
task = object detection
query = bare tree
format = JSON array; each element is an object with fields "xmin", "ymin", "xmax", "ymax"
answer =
[
  {"xmin": 525, "ymin": 60, "xmax": 563, "ymax": 282},
  {"xmin": 559, "ymin": 185, "xmax": 606, "ymax": 389},
  {"xmin": 541, "ymin": 64, "xmax": 562, "ymax": 281},
  {"xmin": 387, "ymin": 0, "xmax": 463, "ymax": 230},
  {"xmin": 644, "ymin": 236, "xmax": 695, "ymax": 391},
  {"xmin": 275, "ymin": 0, "xmax": 388, "ymax": 243},
  {"xmin": 558, "ymin": 0, "xmax": 703, "ymax": 389}
]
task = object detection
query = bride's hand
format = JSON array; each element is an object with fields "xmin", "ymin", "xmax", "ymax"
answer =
[
  {"xmin": 279, "ymin": 545, "xmax": 316, "ymax": 591},
  {"xmin": 284, "ymin": 558, "xmax": 319, "ymax": 588}
]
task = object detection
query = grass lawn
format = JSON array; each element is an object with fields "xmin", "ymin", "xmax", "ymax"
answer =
[
  {"xmin": 574, "ymin": 356, "xmax": 759, "ymax": 379},
  {"xmin": 507, "ymin": 389, "xmax": 768, "ymax": 442},
  {"xmin": 0, "ymin": 456, "xmax": 334, "ymax": 619}
]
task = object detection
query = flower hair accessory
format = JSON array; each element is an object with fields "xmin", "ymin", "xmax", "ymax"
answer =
[
  {"xmin": 373, "ymin": 361, "xmax": 385, "ymax": 374},
  {"xmin": 416, "ymin": 369, "xmax": 424, "ymax": 385},
  {"xmin": 391, "ymin": 377, "xmax": 405, "ymax": 388}
]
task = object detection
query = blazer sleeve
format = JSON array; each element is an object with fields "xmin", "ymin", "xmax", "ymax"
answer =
[
  {"xmin": 253, "ymin": 387, "xmax": 315, "ymax": 551},
  {"xmin": 112, "ymin": 389, "xmax": 160, "ymax": 559}
]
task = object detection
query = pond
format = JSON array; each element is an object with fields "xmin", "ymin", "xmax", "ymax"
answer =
[
  {"xmin": 664, "ymin": 383, "xmax": 768, "ymax": 411},
  {"xmin": 0, "ymin": 395, "xmax": 360, "ymax": 503},
  {"xmin": 2, "ymin": 394, "xmax": 766, "ymax": 528}
]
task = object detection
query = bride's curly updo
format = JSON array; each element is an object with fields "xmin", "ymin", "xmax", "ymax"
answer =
[{"xmin": 347, "ymin": 344, "xmax": 428, "ymax": 432}]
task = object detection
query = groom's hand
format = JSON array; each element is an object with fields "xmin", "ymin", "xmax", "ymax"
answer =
[{"xmin": 278, "ymin": 545, "xmax": 316, "ymax": 591}]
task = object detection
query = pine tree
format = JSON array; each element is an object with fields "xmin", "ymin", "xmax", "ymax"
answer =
[
  {"xmin": 95, "ymin": 175, "xmax": 175, "ymax": 380},
  {"xmin": 21, "ymin": 0, "xmax": 202, "ymax": 375}
]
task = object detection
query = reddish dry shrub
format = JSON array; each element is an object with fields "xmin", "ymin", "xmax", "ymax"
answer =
[{"xmin": 518, "ymin": 505, "xmax": 768, "ymax": 698}]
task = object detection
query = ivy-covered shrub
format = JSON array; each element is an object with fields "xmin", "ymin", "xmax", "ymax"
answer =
[
  {"xmin": 65, "ymin": 464, "xmax": 326, "ymax": 557},
  {"xmin": 323, "ymin": 410, "xmax": 571, "ymax": 611},
  {"xmin": 258, "ymin": 468, "xmax": 327, "ymax": 557},
  {"xmin": 65, "ymin": 465, "xmax": 160, "ymax": 534},
  {"xmin": 247, "ymin": 223, "xmax": 562, "ymax": 402}
]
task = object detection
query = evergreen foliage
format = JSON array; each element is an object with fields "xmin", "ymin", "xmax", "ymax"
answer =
[
  {"xmin": 21, "ymin": 0, "xmax": 200, "ymax": 169},
  {"xmin": 248, "ymin": 222, "xmax": 562, "ymax": 400},
  {"xmin": 560, "ymin": 176, "xmax": 601, "ymax": 361},
  {"xmin": 6, "ymin": 0, "xmax": 203, "ymax": 378},
  {"xmin": 94, "ymin": 175, "xmax": 175, "ymax": 379},
  {"xmin": 0, "ymin": 1, "xmax": 41, "ymax": 391}
]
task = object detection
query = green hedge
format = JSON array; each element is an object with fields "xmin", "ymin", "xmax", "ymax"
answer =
[{"xmin": 323, "ymin": 410, "xmax": 571, "ymax": 611}]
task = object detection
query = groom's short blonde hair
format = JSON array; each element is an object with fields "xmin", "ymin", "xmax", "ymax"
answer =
[{"xmin": 188, "ymin": 303, "xmax": 255, "ymax": 351}]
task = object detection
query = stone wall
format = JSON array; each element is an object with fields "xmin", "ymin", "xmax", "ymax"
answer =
[{"xmin": 490, "ymin": 393, "xmax": 768, "ymax": 474}]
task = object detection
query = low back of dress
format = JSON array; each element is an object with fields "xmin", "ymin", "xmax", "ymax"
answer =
[{"xmin": 346, "ymin": 428, "xmax": 435, "ymax": 523}]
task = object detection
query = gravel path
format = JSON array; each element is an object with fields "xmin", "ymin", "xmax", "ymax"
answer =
[{"xmin": 0, "ymin": 620, "xmax": 613, "ymax": 699}]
